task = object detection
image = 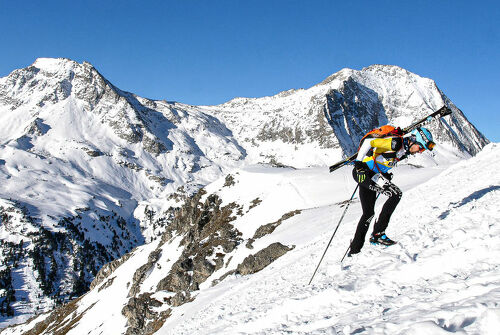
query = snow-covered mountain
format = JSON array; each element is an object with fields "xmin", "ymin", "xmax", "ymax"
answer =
[
  {"xmin": 0, "ymin": 58, "xmax": 246, "ymax": 324},
  {"xmin": 4, "ymin": 143, "xmax": 499, "ymax": 335},
  {"xmin": 0, "ymin": 58, "xmax": 489, "ymax": 329},
  {"xmin": 202, "ymin": 65, "xmax": 487, "ymax": 167}
]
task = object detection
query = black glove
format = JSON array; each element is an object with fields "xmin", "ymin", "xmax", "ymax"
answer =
[
  {"xmin": 354, "ymin": 161, "xmax": 368, "ymax": 183},
  {"xmin": 353, "ymin": 160, "xmax": 367, "ymax": 171}
]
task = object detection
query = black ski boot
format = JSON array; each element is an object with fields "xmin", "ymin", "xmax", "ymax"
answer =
[{"xmin": 370, "ymin": 232, "xmax": 397, "ymax": 246}]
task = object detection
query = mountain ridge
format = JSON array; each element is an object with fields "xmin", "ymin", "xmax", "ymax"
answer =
[
  {"xmin": 0, "ymin": 58, "xmax": 490, "ymax": 328},
  {"xmin": 202, "ymin": 63, "xmax": 487, "ymax": 167}
]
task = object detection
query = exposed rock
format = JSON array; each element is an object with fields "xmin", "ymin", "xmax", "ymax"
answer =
[
  {"xmin": 21, "ymin": 297, "xmax": 94, "ymax": 335},
  {"xmin": 212, "ymin": 269, "xmax": 237, "ymax": 287},
  {"xmin": 117, "ymin": 160, "xmax": 144, "ymax": 172},
  {"xmin": 108, "ymin": 118, "xmax": 143, "ymax": 144},
  {"xmin": 237, "ymin": 242, "xmax": 294, "ymax": 276},
  {"xmin": 128, "ymin": 249, "xmax": 162, "ymax": 297},
  {"xmin": 97, "ymin": 276, "xmax": 115, "ymax": 292},
  {"xmin": 146, "ymin": 173, "xmax": 170, "ymax": 186},
  {"xmin": 247, "ymin": 210, "xmax": 301, "ymax": 248},
  {"xmin": 122, "ymin": 293, "xmax": 171, "ymax": 335},
  {"xmin": 156, "ymin": 190, "xmax": 243, "ymax": 304},
  {"xmin": 25, "ymin": 118, "xmax": 51, "ymax": 136},
  {"xmin": 324, "ymin": 78, "xmax": 387, "ymax": 155},
  {"xmin": 254, "ymin": 210, "xmax": 301, "ymax": 239},
  {"xmin": 223, "ymin": 174, "xmax": 236, "ymax": 187},
  {"xmin": 84, "ymin": 148, "xmax": 104, "ymax": 157},
  {"xmin": 268, "ymin": 156, "xmax": 292, "ymax": 168},
  {"xmin": 142, "ymin": 136, "xmax": 167, "ymax": 156},
  {"xmin": 248, "ymin": 198, "xmax": 262, "ymax": 212},
  {"xmin": 90, "ymin": 252, "xmax": 133, "ymax": 290}
]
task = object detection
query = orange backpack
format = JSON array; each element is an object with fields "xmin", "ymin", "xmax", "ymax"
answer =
[{"xmin": 358, "ymin": 125, "xmax": 403, "ymax": 150}]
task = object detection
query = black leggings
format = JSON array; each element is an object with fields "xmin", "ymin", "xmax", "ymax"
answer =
[{"xmin": 350, "ymin": 168, "xmax": 402, "ymax": 253}]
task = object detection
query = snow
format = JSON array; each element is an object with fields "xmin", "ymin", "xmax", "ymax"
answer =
[
  {"xmin": 32, "ymin": 58, "xmax": 74, "ymax": 72},
  {"xmin": 200, "ymin": 63, "xmax": 484, "ymax": 168},
  {"xmin": 0, "ymin": 59, "xmax": 492, "ymax": 332},
  {"xmin": 155, "ymin": 143, "xmax": 500, "ymax": 335},
  {"xmin": 2, "ymin": 140, "xmax": 499, "ymax": 334}
]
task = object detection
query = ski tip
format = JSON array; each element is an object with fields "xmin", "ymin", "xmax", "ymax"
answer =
[{"xmin": 438, "ymin": 105, "xmax": 452, "ymax": 117}]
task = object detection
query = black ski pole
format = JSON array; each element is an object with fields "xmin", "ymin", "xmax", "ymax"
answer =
[
  {"xmin": 339, "ymin": 193, "xmax": 381, "ymax": 264},
  {"xmin": 308, "ymin": 184, "xmax": 359, "ymax": 285},
  {"xmin": 340, "ymin": 240, "xmax": 352, "ymax": 263}
]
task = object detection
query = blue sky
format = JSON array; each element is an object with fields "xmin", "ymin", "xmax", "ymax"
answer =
[{"xmin": 1, "ymin": 1, "xmax": 498, "ymax": 141}]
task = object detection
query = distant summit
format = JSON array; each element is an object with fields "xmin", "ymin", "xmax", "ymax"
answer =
[{"xmin": 205, "ymin": 64, "xmax": 488, "ymax": 167}]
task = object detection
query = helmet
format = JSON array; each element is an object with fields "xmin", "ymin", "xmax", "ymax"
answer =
[{"xmin": 411, "ymin": 127, "xmax": 435, "ymax": 151}]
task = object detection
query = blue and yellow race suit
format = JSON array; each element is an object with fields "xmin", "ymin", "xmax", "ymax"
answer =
[{"xmin": 355, "ymin": 136, "xmax": 407, "ymax": 173}]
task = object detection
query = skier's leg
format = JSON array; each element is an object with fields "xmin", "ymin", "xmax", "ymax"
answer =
[
  {"xmin": 350, "ymin": 185, "xmax": 377, "ymax": 254},
  {"xmin": 373, "ymin": 182, "xmax": 402, "ymax": 234}
]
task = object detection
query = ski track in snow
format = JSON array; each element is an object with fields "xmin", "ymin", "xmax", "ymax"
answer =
[{"xmin": 161, "ymin": 144, "xmax": 500, "ymax": 335}]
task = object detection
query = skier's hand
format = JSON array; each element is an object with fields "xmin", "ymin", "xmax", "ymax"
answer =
[
  {"xmin": 357, "ymin": 169, "xmax": 367, "ymax": 183},
  {"xmin": 354, "ymin": 161, "xmax": 367, "ymax": 183},
  {"xmin": 353, "ymin": 160, "xmax": 367, "ymax": 171}
]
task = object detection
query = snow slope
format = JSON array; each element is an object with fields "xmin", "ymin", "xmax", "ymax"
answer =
[
  {"xmin": 4, "ymin": 143, "xmax": 498, "ymax": 334},
  {"xmin": 158, "ymin": 143, "xmax": 500, "ymax": 335},
  {"xmin": 158, "ymin": 144, "xmax": 500, "ymax": 334}
]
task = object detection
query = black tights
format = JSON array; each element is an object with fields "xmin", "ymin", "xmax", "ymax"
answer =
[{"xmin": 350, "ymin": 169, "xmax": 402, "ymax": 254}]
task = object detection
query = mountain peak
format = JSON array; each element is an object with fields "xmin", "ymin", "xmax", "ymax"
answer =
[
  {"xmin": 318, "ymin": 67, "xmax": 356, "ymax": 86},
  {"xmin": 362, "ymin": 64, "xmax": 406, "ymax": 71},
  {"xmin": 29, "ymin": 58, "xmax": 100, "ymax": 81},
  {"xmin": 32, "ymin": 57, "xmax": 81, "ymax": 72},
  {"xmin": 360, "ymin": 64, "xmax": 423, "ymax": 79}
]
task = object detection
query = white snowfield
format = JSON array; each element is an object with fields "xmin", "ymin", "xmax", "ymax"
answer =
[
  {"xmin": 2, "ymin": 144, "xmax": 499, "ymax": 335},
  {"xmin": 157, "ymin": 143, "xmax": 500, "ymax": 335}
]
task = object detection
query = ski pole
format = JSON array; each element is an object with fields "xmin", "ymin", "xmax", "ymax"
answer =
[
  {"xmin": 339, "ymin": 193, "xmax": 381, "ymax": 263},
  {"xmin": 308, "ymin": 184, "xmax": 359, "ymax": 285},
  {"xmin": 340, "ymin": 240, "xmax": 352, "ymax": 263}
]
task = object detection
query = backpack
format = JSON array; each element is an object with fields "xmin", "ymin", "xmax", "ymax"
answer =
[{"xmin": 358, "ymin": 125, "xmax": 403, "ymax": 150}]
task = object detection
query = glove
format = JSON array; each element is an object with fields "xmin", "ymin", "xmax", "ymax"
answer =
[
  {"xmin": 354, "ymin": 161, "xmax": 367, "ymax": 183},
  {"xmin": 353, "ymin": 160, "xmax": 367, "ymax": 171}
]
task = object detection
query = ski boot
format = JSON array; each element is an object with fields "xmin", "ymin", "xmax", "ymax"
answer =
[{"xmin": 370, "ymin": 232, "xmax": 397, "ymax": 246}]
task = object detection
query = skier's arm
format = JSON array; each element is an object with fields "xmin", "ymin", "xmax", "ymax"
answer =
[
  {"xmin": 356, "ymin": 137, "xmax": 402, "ymax": 161},
  {"xmin": 356, "ymin": 139, "xmax": 373, "ymax": 161},
  {"xmin": 369, "ymin": 137, "xmax": 403, "ymax": 151}
]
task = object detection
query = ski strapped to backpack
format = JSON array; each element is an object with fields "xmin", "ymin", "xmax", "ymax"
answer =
[{"xmin": 328, "ymin": 106, "xmax": 452, "ymax": 173}]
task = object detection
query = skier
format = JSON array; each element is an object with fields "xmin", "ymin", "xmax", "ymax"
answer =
[{"xmin": 349, "ymin": 127, "xmax": 435, "ymax": 255}]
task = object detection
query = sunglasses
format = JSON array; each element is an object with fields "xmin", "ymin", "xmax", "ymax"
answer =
[{"xmin": 417, "ymin": 141, "xmax": 435, "ymax": 152}]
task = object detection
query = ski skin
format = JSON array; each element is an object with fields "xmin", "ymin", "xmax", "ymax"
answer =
[{"xmin": 328, "ymin": 106, "xmax": 452, "ymax": 173}]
